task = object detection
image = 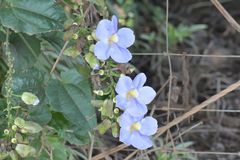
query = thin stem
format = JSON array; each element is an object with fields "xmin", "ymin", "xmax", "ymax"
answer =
[
  {"xmin": 165, "ymin": 0, "xmax": 173, "ymax": 143},
  {"xmin": 50, "ymin": 41, "xmax": 69, "ymax": 74},
  {"xmin": 4, "ymin": 29, "xmax": 14, "ymax": 129}
]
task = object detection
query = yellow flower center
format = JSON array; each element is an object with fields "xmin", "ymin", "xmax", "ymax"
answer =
[
  {"xmin": 126, "ymin": 89, "xmax": 138, "ymax": 99},
  {"xmin": 108, "ymin": 34, "xmax": 118, "ymax": 43},
  {"xmin": 130, "ymin": 122, "xmax": 141, "ymax": 132}
]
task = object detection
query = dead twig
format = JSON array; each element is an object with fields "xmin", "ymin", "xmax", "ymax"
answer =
[
  {"xmin": 50, "ymin": 41, "xmax": 69, "ymax": 74},
  {"xmin": 211, "ymin": 0, "xmax": 240, "ymax": 32},
  {"xmin": 154, "ymin": 80, "xmax": 240, "ymax": 137}
]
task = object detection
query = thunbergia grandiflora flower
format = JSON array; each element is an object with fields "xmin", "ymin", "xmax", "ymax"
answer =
[
  {"xmin": 94, "ymin": 15, "xmax": 135, "ymax": 63},
  {"xmin": 115, "ymin": 73, "xmax": 156, "ymax": 117},
  {"xmin": 119, "ymin": 112, "xmax": 158, "ymax": 150}
]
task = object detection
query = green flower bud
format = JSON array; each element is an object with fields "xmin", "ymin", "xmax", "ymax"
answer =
[
  {"xmin": 63, "ymin": 46, "xmax": 80, "ymax": 58},
  {"xmin": 85, "ymin": 53, "xmax": 100, "ymax": 70},
  {"xmin": 4, "ymin": 129, "xmax": 9, "ymax": 135},
  {"xmin": 113, "ymin": 97, "xmax": 116, "ymax": 103},
  {"xmin": 11, "ymin": 138, "xmax": 17, "ymax": 144},
  {"xmin": 111, "ymin": 122, "xmax": 119, "ymax": 138},
  {"xmin": 97, "ymin": 119, "xmax": 111, "ymax": 135},
  {"xmin": 114, "ymin": 108, "xmax": 119, "ymax": 114},
  {"xmin": 91, "ymin": 30, "xmax": 97, "ymax": 40},
  {"xmin": 20, "ymin": 128, "xmax": 28, "ymax": 134},
  {"xmin": 93, "ymin": 90, "xmax": 104, "ymax": 96},
  {"xmin": 72, "ymin": 33, "xmax": 79, "ymax": 40},
  {"xmin": 87, "ymin": 35, "xmax": 93, "ymax": 41},
  {"xmin": 98, "ymin": 70, "xmax": 104, "ymax": 76},
  {"xmin": 12, "ymin": 125, "xmax": 18, "ymax": 131},
  {"xmin": 89, "ymin": 44, "xmax": 95, "ymax": 52},
  {"xmin": 120, "ymin": 73, "xmax": 125, "ymax": 77},
  {"xmin": 21, "ymin": 92, "xmax": 39, "ymax": 106},
  {"xmin": 98, "ymin": 107, "xmax": 103, "ymax": 112}
]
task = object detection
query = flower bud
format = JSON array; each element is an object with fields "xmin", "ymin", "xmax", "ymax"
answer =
[
  {"xmin": 87, "ymin": 35, "xmax": 93, "ymax": 41},
  {"xmin": 98, "ymin": 70, "xmax": 104, "ymax": 76},
  {"xmin": 85, "ymin": 53, "xmax": 100, "ymax": 70},
  {"xmin": 112, "ymin": 97, "xmax": 116, "ymax": 103},
  {"xmin": 20, "ymin": 128, "xmax": 28, "ymax": 134},
  {"xmin": 72, "ymin": 33, "xmax": 79, "ymax": 40},
  {"xmin": 120, "ymin": 73, "xmax": 125, "ymax": 77},
  {"xmin": 89, "ymin": 44, "xmax": 95, "ymax": 52},
  {"xmin": 11, "ymin": 138, "xmax": 17, "ymax": 144},
  {"xmin": 4, "ymin": 129, "xmax": 9, "ymax": 135},
  {"xmin": 93, "ymin": 90, "xmax": 104, "ymax": 96},
  {"xmin": 12, "ymin": 125, "xmax": 18, "ymax": 131},
  {"xmin": 21, "ymin": 92, "xmax": 39, "ymax": 106},
  {"xmin": 111, "ymin": 122, "xmax": 119, "ymax": 138},
  {"xmin": 91, "ymin": 30, "xmax": 97, "ymax": 40},
  {"xmin": 114, "ymin": 108, "xmax": 119, "ymax": 114}
]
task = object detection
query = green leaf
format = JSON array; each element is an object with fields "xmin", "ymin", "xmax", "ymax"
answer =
[
  {"xmin": 58, "ymin": 125, "xmax": 90, "ymax": 145},
  {"xmin": 29, "ymin": 105, "xmax": 52, "ymax": 125},
  {"xmin": 47, "ymin": 136, "xmax": 68, "ymax": 160},
  {"xmin": 9, "ymin": 33, "xmax": 41, "ymax": 72},
  {"xmin": 2, "ymin": 68, "xmax": 45, "ymax": 104},
  {"xmin": 63, "ymin": 46, "xmax": 80, "ymax": 58},
  {"xmin": 0, "ymin": 0, "xmax": 66, "ymax": 35},
  {"xmin": 15, "ymin": 144, "xmax": 36, "ymax": 158},
  {"xmin": 45, "ymin": 70, "xmax": 97, "ymax": 131},
  {"xmin": 22, "ymin": 121, "xmax": 42, "ymax": 134},
  {"xmin": 49, "ymin": 112, "xmax": 90, "ymax": 145}
]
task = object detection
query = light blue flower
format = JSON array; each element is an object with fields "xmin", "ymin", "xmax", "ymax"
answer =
[
  {"xmin": 94, "ymin": 15, "xmax": 135, "ymax": 63},
  {"xmin": 119, "ymin": 112, "xmax": 158, "ymax": 150},
  {"xmin": 115, "ymin": 73, "xmax": 156, "ymax": 117}
]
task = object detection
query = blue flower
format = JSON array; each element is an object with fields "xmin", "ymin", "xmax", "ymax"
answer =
[
  {"xmin": 94, "ymin": 15, "xmax": 135, "ymax": 63},
  {"xmin": 115, "ymin": 73, "xmax": 156, "ymax": 117},
  {"xmin": 119, "ymin": 112, "xmax": 158, "ymax": 150}
]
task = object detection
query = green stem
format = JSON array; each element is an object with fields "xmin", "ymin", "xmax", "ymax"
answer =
[{"xmin": 4, "ymin": 29, "xmax": 14, "ymax": 130}]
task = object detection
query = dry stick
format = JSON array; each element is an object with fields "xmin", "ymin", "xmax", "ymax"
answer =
[
  {"xmin": 91, "ymin": 144, "xmax": 127, "ymax": 160},
  {"xmin": 91, "ymin": 80, "xmax": 240, "ymax": 160},
  {"xmin": 50, "ymin": 41, "xmax": 69, "ymax": 74},
  {"xmin": 123, "ymin": 150, "xmax": 138, "ymax": 160},
  {"xmin": 150, "ymin": 78, "xmax": 170, "ymax": 116},
  {"xmin": 133, "ymin": 52, "xmax": 240, "ymax": 58},
  {"xmin": 88, "ymin": 134, "xmax": 95, "ymax": 160},
  {"xmin": 211, "ymin": 0, "xmax": 240, "ymax": 32},
  {"xmin": 154, "ymin": 80, "xmax": 240, "ymax": 138},
  {"xmin": 158, "ymin": 107, "xmax": 240, "ymax": 113}
]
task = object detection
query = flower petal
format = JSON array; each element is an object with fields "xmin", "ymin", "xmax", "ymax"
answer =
[
  {"xmin": 116, "ymin": 95, "xmax": 127, "ymax": 110},
  {"xmin": 139, "ymin": 117, "xmax": 158, "ymax": 136},
  {"xmin": 119, "ymin": 128, "xmax": 131, "ymax": 145},
  {"xmin": 137, "ymin": 86, "xmax": 156, "ymax": 104},
  {"xmin": 96, "ymin": 19, "xmax": 115, "ymax": 42},
  {"xmin": 133, "ymin": 73, "xmax": 146, "ymax": 89},
  {"xmin": 94, "ymin": 41, "xmax": 110, "ymax": 61},
  {"xmin": 110, "ymin": 45, "xmax": 132, "ymax": 63},
  {"xmin": 115, "ymin": 75, "xmax": 133, "ymax": 95},
  {"xmin": 117, "ymin": 28, "xmax": 135, "ymax": 48},
  {"xmin": 125, "ymin": 100, "xmax": 148, "ymax": 117},
  {"xmin": 111, "ymin": 15, "xmax": 118, "ymax": 32},
  {"xmin": 119, "ymin": 112, "xmax": 136, "ymax": 128},
  {"xmin": 129, "ymin": 131, "xmax": 153, "ymax": 150}
]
